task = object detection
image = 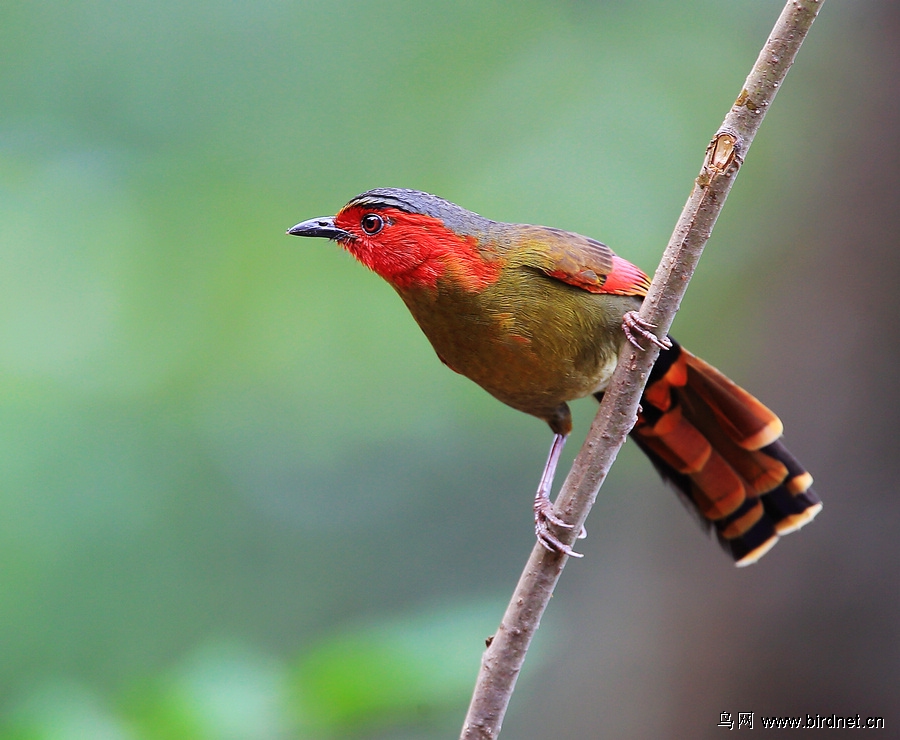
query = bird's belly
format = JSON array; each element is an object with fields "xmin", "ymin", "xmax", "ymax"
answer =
[
  {"xmin": 398, "ymin": 282, "xmax": 635, "ymax": 420},
  {"xmin": 440, "ymin": 333, "xmax": 613, "ymax": 409}
]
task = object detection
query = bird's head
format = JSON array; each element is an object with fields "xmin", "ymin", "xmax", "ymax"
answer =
[{"xmin": 288, "ymin": 188, "xmax": 502, "ymax": 291}]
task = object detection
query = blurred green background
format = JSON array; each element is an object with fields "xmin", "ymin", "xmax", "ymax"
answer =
[{"xmin": 2, "ymin": 0, "xmax": 898, "ymax": 737}]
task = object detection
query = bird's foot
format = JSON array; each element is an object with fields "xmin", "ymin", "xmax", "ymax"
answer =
[
  {"xmin": 533, "ymin": 432, "xmax": 582, "ymax": 557},
  {"xmin": 534, "ymin": 497, "xmax": 583, "ymax": 558},
  {"xmin": 622, "ymin": 311, "xmax": 673, "ymax": 351}
]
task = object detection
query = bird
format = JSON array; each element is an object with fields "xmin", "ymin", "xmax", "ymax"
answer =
[{"xmin": 288, "ymin": 188, "xmax": 821, "ymax": 566}]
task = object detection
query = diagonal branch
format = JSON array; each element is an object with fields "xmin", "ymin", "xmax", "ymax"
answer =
[{"xmin": 460, "ymin": 2, "xmax": 826, "ymax": 738}]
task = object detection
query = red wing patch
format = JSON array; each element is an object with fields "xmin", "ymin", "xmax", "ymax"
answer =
[
  {"xmin": 600, "ymin": 255, "xmax": 652, "ymax": 296},
  {"xmin": 526, "ymin": 227, "xmax": 651, "ymax": 297}
]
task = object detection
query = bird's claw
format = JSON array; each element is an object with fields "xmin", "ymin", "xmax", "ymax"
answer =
[
  {"xmin": 534, "ymin": 500, "xmax": 583, "ymax": 558},
  {"xmin": 622, "ymin": 311, "xmax": 673, "ymax": 351},
  {"xmin": 534, "ymin": 498, "xmax": 573, "ymax": 529}
]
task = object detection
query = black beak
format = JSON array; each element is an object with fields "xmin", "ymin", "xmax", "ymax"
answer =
[{"xmin": 286, "ymin": 216, "xmax": 354, "ymax": 241}]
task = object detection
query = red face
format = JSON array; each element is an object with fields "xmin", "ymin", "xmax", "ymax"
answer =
[{"xmin": 332, "ymin": 205, "xmax": 501, "ymax": 292}]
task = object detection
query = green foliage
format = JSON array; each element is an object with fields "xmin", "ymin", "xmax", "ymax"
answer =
[
  {"xmin": 0, "ymin": 604, "xmax": 505, "ymax": 739},
  {"xmin": 289, "ymin": 602, "xmax": 500, "ymax": 734}
]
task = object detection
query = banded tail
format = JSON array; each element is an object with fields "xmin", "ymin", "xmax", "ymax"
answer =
[{"xmin": 623, "ymin": 339, "xmax": 821, "ymax": 566}]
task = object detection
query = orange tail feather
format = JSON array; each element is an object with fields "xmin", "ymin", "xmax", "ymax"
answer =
[{"xmin": 623, "ymin": 339, "xmax": 821, "ymax": 566}]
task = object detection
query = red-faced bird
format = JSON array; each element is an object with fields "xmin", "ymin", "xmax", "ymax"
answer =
[{"xmin": 288, "ymin": 188, "xmax": 821, "ymax": 565}]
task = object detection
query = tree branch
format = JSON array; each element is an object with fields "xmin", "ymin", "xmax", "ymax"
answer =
[{"xmin": 460, "ymin": 2, "xmax": 826, "ymax": 738}]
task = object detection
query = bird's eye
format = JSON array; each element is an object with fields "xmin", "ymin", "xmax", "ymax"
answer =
[{"xmin": 361, "ymin": 214, "xmax": 384, "ymax": 235}]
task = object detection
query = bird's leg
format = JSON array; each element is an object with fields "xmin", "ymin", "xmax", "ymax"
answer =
[
  {"xmin": 622, "ymin": 311, "xmax": 673, "ymax": 351},
  {"xmin": 533, "ymin": 433, "xmax": 584, "ymax": 558}
]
